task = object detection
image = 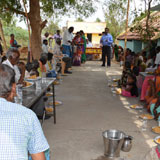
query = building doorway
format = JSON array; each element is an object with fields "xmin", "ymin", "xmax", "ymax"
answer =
[{"xmin": 87, "ymin": 34, "xmax": 92, "ymax": 42}]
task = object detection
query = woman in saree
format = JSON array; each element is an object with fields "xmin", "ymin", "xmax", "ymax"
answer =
[
  {"xmin": 80, "ymin": 30, "xmax": 87, "ymax": 63},
  {"xmin": 145, "ymin": 66, "xmax": 160, "ymax": 110},
  {"xmin": 150, "ymin": 95, "xmax": 160, "ymax": 121},
  {"xmin": 72, "ymin": 32, "xmax": 84, "ymax": 66}
]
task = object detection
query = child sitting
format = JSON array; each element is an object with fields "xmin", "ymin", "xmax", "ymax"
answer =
[
  {"xmin": 150, "ymin": 96, "xmax": 160, "ymax": 121},
  {"xmin": 118, "ymin": 61, "xmax": 132, "ymax": 87},
  {"xmin": 122, "ymin": 73, "xmax": 138, "ymax": 97},
  {"xmin": 25, "ymin": 60, "xmax": 39, "ymax": 78},
  {"xmin": 38, "ymin": 53, "xmax": 47, "ymax": 77},
  {"xmin": 45, "ymin": 53, "xmax": 57, "ymax": 78}
]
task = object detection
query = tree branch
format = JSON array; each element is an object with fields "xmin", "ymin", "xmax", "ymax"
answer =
[
  {"xmin": 40, "ymin": 20, "xmax": 48, "ymax": 30},
  {"xmin": 5, "ymin": 2, "xmax": 26, "ymax": 17}
]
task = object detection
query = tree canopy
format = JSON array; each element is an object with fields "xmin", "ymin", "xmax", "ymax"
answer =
[
  {"xmin": 103, "ymin": 0, "xmax": 127, "ymax": 40},
  {"xmin": 0, "ymin": 0, "xmax": 96, "ymax": 59},
  {"xmin": 0, "ymin": 0, "xmax": 96, "ymax": 20}
]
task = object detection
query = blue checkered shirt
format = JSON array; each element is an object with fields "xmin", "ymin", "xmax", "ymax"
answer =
[{"xmin": 0, "ymin": 98, "xmax": 49, "ymax": 160}]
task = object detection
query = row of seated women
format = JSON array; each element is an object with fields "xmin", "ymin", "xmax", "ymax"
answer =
[
  {"xmin": 143, "ymin": 66, "xmax": 160, "ymax": 120},
  {"xmin": 118, "ymin": 57, "xmax": 160, "ymax": 122}
]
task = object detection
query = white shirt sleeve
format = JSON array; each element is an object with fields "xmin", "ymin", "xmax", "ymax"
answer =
[
  {"xmin": 42, "ymin": 44, "xmax": 48, "ymax": 54},
  {"xmin": 2, "ymin": 60, "xmax": 20, "ymax": 83},
  {"xmin": 13, "ymin": 65, "xmax": 21, "ymax": 83},
  {"xmin": 62, "ymin": 31, "xmax": 68, "ymax": 45},
  {"xmin": 155, "ymin": 53, "xmax": 160, "ymax": 65}
]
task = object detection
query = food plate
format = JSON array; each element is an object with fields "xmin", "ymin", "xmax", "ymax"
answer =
[
  {"xmin": 28, "ymin": 75, "xmax": 37, "ymax": 79},
  {"xmin": 130, "ymin": 104, "xmax": 143, "ymax": 110},
  {"xmin": 48, "ymin": 100, "xmax": 62, "ymax": 106},
  {"xmin": 46, "ymin": 93, "xmax": 53, "ymax": 97},
  {"xmin": 139, "ymin": 114, "xmax": 154, "ymax": 120},
  {"xmin": 146, "ymin": 72, "xmax": 154, "ymax": 75},
  {"xmin": 152, "ymin": 126, "xmax": 160, "ymax": 134},
  {"xmin": 23, "ymin": 81, "xmax": 34, "ymax": 88},
  {"xmin": 154, "ymin": 136, "xmax": 160, "ymax": 145},
  {"xmin": 53, "ymin": 81, "xmax": 60, "ymax": 85},
  {"xmin": 116, "ymin": 88, "xmax": 122, "ymax": 95},
  {"xmin": 108, "ymin": 84, "xmax": 118, "ymax": 87},
  {"xmin": 45, "ymin": 107, "xmax": 54, "ymax": 113},
  {"xmin": 26, "ymin": 76, "xmax": 41, "ymax": 81},
  {"xmin": 113, "ymin": 79, "xmax": 120, "ymax": 82}
]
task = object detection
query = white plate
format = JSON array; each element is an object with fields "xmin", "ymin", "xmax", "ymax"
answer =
[
  {"xmin": 130, "ymin": 105, "xmax": 143, "ymax": 110},
  {"xmin": 26, "ymin": 77, "xmax": 41, "ymax": 81},
  {"xmin": 154, "ymin": 135, "xmax": 160, "ymax": 145},
  {"xmin": 22, "ymin": 82, "xmax": 34, "ymax": 89},
  {"xmin": 152, "ymin": 126, "xmax": 160, "ymax": 134}
]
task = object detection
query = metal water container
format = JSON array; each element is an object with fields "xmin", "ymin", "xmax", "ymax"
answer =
[
  {"xmin": 121, "ymin": 136, "xmax": 133, "ymax": 152},
  {"xmin": 102, "ymin": 129, "xmax": 126, "ymax": 158}
]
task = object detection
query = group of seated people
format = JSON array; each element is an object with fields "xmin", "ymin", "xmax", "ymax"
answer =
[
  {"xmin": 117, "ymin": 46, "xmax": 160, "ymax": 122},
  {"xmin": 42, "ymin": 37, "xmax": 72, "ymax": 75},
  {"xmin": 0, "ymin": 30, "xmax": 76, "ymax": 120}
]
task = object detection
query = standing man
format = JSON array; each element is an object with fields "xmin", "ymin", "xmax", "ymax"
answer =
[
  {"xmin": 62, "ymin": 27, "xmax": 74, "ymax": 58},
  {"xmin": 0, "ymin": 64, "xmax": 49, "ymax": 160},
  {"xmin": 100, "ymin": 28, "xmax": 113, "ymax": 67},
  {"xmin": 53, "ymin": 30, "xmax": 62, "ymax": 42}
]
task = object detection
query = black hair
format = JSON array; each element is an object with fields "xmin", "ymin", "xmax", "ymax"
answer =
[
  {"xmin": 156, "ymin": 46, "xmax": 160, "ymax": 52},
  {"xmin": 69, "ymin": 27, "xmax": 74, "ymax": 30},
  {"xmin": 132, "ymin": 66, "xmax": 139, "ymax": 76},
  {"xmin": 40, "ymin": 53, "xmax": 47, "ymax": 65},
  {"xmin": 80, "ymin": 30, "xmax": 84, "ymax": 34},
  {"xmin": 32, "ymin": 60, "xmax": 39, "ymax": 69},
  {"xmin": 48, "ymin": 53, "xmax": 53, "ymax": 61},
  {"xmin": 10, "ymin": 34, "xmax": 14, "ymax": 37},
  {"xmin": 43, "ymin": 39, "xmax": 48, "ymax": 44},
  {"xmin": 1, "ymin": 56, "xmax": 7, "ymax": 63}
]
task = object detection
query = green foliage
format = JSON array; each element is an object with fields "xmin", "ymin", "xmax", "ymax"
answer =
[
  {"xmin": 1, "ymin": 20, "xmax": 29, "ymax": 47},
  {"xmin": 133, "ymin": 12, "xmax": 148, "ymax": 23},
  {"xmin": 130, "ymin": 0, "xmax": 160, "ymax": 42},
  {"xmin": 95, "ymin": 18, "xmax": 101, "ymax": 22},
  {"xmin": 43, "ymin": 21, "xmax": 60, "ymax": 35},
  {"xmin": 76, "ymin": 17, "xmax": 84, "ymax": 22},
  {"xmin": 0, "ymin": 0, "xmax": 96, "ymax": 20},
  {"xmin": 104, "ymin": 0, "xmax": 127, "ymax": 40}
]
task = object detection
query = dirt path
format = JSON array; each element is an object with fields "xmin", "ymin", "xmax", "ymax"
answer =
[{"xmin": 43, "ymin": 61, "xmax": 157, "ymax": 160}]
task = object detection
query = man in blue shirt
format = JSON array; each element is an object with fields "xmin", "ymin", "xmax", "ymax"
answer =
[
  {"xmin": 100, "ymin": 28, "xmax": 113, "ymax": 67},
  {"xmin": 0, "ymin": 64, "xmax": 49, "ymax": 160}
]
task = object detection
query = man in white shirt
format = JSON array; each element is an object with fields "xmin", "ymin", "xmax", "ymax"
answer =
[
  {"xmin": 53, "ymin": 30, "xmax": 62, "ymax": 42},
  {"xmin": 2, "ymin": 48, "xmax": 25, "ymax": 84},
  {"xmin": 0, "ymin": 64, "xmax": 49, "ymax": 160},
  {"xmin": 42, "ymin": 32, "xmax": 49, "ymax": 43},
  {"xmin": 42, "ymin": 39, "xmax": 49, "ymax": 54},
  {"xmin": 155, "ymin": 46, "xmax": 160, "ymax": 65},
  {"xmin": 86, "ymin": 39, "xmax": 93, "ymax": 48},
  {"xmin": 62, "ymin": 27, "xmax": 74, "ymax": 58}
]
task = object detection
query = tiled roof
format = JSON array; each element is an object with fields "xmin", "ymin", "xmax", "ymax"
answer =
[{"xmin": 117, "ymin": 11, "xmax": 160, "ymax": 40}]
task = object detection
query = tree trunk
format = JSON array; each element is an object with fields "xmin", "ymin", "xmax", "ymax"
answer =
[
  {"xmin": 28, "ymin": 0, "xmax": 42, "ymax": 60},
  {"xmin": 0, "ymin": 20, "xmax": 7, "ymax": 53},
  {"xmin": 145, "ymin": 0, "xmax": 152, "ymax": 48}
]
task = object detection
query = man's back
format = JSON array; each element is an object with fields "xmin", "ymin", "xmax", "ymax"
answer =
[{"xmin": 0, "ymin": 98, "xmax": 49, "ymax": 160}]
